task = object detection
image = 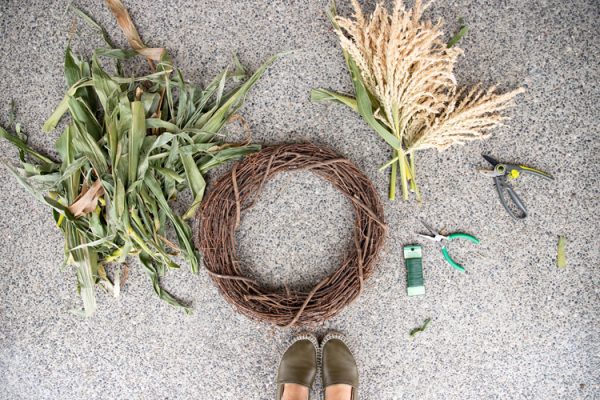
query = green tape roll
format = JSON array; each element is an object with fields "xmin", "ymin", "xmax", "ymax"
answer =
[{"xmin": 403, "ymin": 245, "xmax": 424, "ymax": 296}]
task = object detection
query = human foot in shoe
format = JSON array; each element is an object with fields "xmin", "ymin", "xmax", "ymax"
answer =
[
  {"xmin": 276, "ymin": 334, "xmax": 319, "ymax": 400},
  {"xmin": 321, "ymin": 333, "xmax": 358, "ymax": 400}
]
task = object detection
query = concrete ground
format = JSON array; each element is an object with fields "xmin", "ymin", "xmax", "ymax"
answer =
[{"xmin": 0, "ymin": 0, "xmax": 598, "ymax": 399}]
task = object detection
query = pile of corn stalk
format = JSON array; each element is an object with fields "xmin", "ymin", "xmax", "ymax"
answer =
[{"xmin": 0, "ymin": 1, "xmax": 276, "ymax": 316}]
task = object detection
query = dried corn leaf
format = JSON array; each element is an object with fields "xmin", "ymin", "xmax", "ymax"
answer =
[
  {"xmin": 68, "ymin": 179, "xmax": 105, "ymax": 217},
  {"xmin": 105, "ymin": 0, "xmax": 154, "ymax": 53}
]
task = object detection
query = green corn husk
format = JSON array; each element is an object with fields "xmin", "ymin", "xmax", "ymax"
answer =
[{"xmin": 1, "ymin": 14, "xmax": 277, "ymax": 316}]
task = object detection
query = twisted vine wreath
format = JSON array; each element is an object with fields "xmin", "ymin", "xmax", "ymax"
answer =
[{"xmin": 196, "ymin": 143, "xmax": 386, "ymax": 327}]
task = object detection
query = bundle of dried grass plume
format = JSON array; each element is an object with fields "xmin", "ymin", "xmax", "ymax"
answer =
[{"xmin": 313, "ymin": 0, "xmax": 525, "ymax": 200}]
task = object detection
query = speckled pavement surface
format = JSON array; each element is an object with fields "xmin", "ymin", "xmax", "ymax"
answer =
[{"xmin": 0, "ymin": 0, "xmax": 598, "ymax": 399}]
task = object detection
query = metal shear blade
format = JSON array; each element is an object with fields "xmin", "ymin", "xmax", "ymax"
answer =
[{"xmin": 479, "ymin": 155, "xmax": 554, "ymax": 220}]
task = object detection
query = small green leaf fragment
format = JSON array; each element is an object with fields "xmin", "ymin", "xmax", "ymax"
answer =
[
  {"xmin": 448, "ymin": 25, "xmax": 468, "ymax": 48},
  {"xmin": 557, "ymin": 236, "xmax": 567, "ymax": 269},
  {"xmin": 410, "ymin": 318, "xmax": 431, "ymax": 337}
]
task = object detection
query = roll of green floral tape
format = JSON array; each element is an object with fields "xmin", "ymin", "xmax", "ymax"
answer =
[{"xmin": 403, "ymin": 245, "xmax": 424, "ymax": 296}]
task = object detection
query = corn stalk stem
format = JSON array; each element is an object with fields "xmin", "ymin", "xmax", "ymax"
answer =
[
  {"xmin": 396, "ymin": 149, "xmax": 409, "ymax": 200},
  {"xmin": 409, "ymin": 151, "xmax": 421, "ymax": 201},
  {"xmin": 389, "ymin": 149, "xmax": 398, "ymax": 200},
  {"xmin": 386, "ymin": 147, "xmax": 421, "ymax": 201}
]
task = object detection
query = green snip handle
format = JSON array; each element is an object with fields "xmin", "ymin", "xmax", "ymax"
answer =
[{"xmin": 441, "ymin": 233, "xmax": 480, "ymax": 272}]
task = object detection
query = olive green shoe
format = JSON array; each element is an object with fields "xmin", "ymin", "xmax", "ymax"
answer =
[
  {"xmin": 321, "ymin": 332, "xmax": 359, "ymax": 400},
  {"xmin": 276, "ymin": 333, "xmax": 319, "ymax": 400}
]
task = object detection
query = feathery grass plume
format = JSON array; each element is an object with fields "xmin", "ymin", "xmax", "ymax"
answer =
[{"xmin": 312, "ymin": 0, "xmax": 524, "ymax": 200}]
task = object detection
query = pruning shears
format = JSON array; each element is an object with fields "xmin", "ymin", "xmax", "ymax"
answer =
[
  {"xmin": 417, "ymin": 221, "xmax": 480, "ymax": 272},
  {"xmin": 479, "ymin": 155, "xmax": 554, "ymax": 220}
]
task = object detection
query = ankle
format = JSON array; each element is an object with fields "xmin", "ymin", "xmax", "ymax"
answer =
[
  {"xmin": 282, "ymin": 383, "xmax": 309, "ymax": 400},
  {"xmin": 325, "ymin": 384, "xmax": 352, "ymax": 400}
]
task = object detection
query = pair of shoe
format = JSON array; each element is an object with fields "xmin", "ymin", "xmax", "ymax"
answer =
[{"xmin": 276, "ymin": 332, "xmax": 358, "ymax": 400}]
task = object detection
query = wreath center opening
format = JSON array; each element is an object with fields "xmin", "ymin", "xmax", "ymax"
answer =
[{"xmin": 235, "ymin": 171, "xmax": 355, "ymax": 292}]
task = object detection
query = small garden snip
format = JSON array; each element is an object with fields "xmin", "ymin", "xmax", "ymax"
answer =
[
  {"xmin": 417, "ymin": 221, "xmax": 480, "ymax": 272},
  {"xmin": 479, "ymin": 155, "xmax": 554, "ymax": 219}
]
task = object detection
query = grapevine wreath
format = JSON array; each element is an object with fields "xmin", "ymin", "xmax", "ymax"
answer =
[{"xmin": 196, "ymin": 143, "xmax": 386, "ymax": 327}]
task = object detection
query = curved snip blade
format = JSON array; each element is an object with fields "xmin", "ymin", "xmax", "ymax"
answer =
[
  {"xmin": 478, "ymin": 155, "xmax": 499, "ymax": 176},
  {"xmin": 483, "ymin": 154, "xmax": 500, "ymax": 166}
]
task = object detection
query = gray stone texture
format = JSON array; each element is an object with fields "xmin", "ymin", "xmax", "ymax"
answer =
[{"xmin": 0, "ymin": 0, "xmax": 598, "ymax": 399}]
